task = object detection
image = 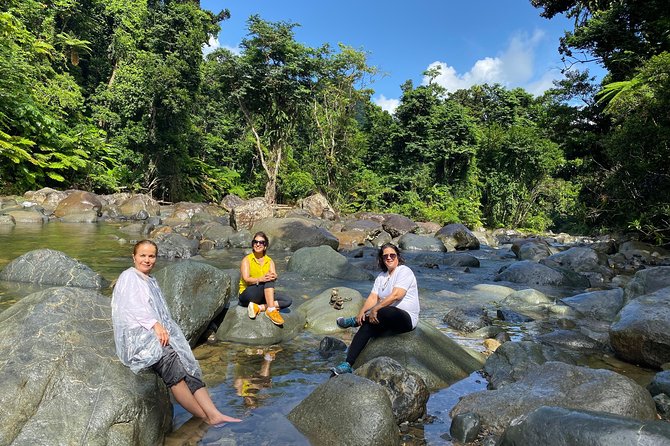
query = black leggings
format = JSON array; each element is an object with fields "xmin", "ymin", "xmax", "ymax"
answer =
[
  {"xmin": 346, "ymin": 306, "xmax": 413, "ymax": 365},
  {"xmin": 238, "ymin": 281, "xmax": 292, "ymax": 308}
]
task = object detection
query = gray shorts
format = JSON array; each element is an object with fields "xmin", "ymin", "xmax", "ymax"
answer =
[{"xmin": 151, "ymin": 345, "xmax": 205, "ymax": 394}]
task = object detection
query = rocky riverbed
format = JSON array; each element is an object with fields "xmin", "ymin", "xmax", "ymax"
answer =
[{"xmin": 1, "ymin": 188, "xmax": 670, "ymax": 445}]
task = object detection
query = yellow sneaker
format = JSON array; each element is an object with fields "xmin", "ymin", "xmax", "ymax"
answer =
[
  {"xmin": 247, "ymin": 302, "xmax": 261, "ymax": 319},
  {"xmin": 265, "ymin": 308, "xmax": 284, "ymax": 326}
]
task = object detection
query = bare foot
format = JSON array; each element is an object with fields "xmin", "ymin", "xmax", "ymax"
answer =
[{"xmin": 207, "ymin": 414, "xmax": 242, "ymax": 426}]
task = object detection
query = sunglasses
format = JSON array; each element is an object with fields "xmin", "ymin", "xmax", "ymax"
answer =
[
  {"xmin": 252, "ymin": 239, "xmax": 267, "ymax": 246},
  {"xmin": 382, "ymin": 253, "xmax": 397, "ymax": 260}
]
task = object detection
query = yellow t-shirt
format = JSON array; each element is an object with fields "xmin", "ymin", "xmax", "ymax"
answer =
[{"xmin": 239, "ymin": 253, "xmax": 272, "ymax": 294}]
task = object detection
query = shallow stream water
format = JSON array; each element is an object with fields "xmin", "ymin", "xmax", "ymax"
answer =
[{"xmin": 0, "ymin": 222, "xmax": 655, "ymax": 445}]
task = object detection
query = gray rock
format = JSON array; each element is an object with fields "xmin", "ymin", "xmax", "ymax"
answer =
[
  {"xmin": 619, "ymin": 240, "xmax": 670, "ymax": 263},
  {"xmin": 0, "ymin": 214, "xmax": 15, "ymax": 225},
  {"xmin": 53, "ymin": 190, "xmax": 102, "ymax": 218},
  {"xmin": 397, "ymin": 233, "xmax": 446, "ymax": 252},
  {"xmin": 0, "ymin": 287, "xmax": 170, "ymax": 446},
  {"xmin": 215, "ymin": 305, "xmax": 305, "ymax": 345},
  {"xmin": 610, "ymin": 286, "xmax": 670, "ymax": 368},
  {"xmin": 230, "ymin": 197, "xmax": 274, "ymax": 230},
  {"xmin": 3, "ymin": 207, "xmax": 48, "ymax": 224},
  {"xmin": 23, "ymin": 187, "xmax": 67, "ymax": 214},
  {"xmin": 297, "ymin": 287, "xmax": 366, "ymax": 334},
  {"xmin": 118, "ymin": 193, "xmax": 160, "ymax": 218},
  {"xmin": 319, "ymin": 336, "xmax": 347, "ymax": 357},
  {"xmin": 443, "ymin": 307, "xmax": 492, "ymax": 333},
  {"xmin": 355, "ymin": 356, "xmax": 429, "ymax": 423},
  {"xmin": 354, "ymin": 321, "xmax": 485, "ymax": 390},
  {"xmin": 648, "ymin": 370, "xmax": 670, "ymax": 397},
  {"xmin": 298, "ymin": 193, "xmax": 335, "ymax": 219},
  {"xmin": 220, "ymin": 194, "xmax": 246, "ymax": 212},
  {"xmin": 0, "ymin": 248, "xmax": 108, "ymax": 288},
  {"xmin": 500, "ymin": 406, "xmax": 670, "ymax": 446},
  {"xmin": 153, "ymin": 232, "xmax": 199, "ymax": 259},
  {"xmin": 450, "ymin": 412, "xmax": 481, "ymax": 444},
  {"xmin": 654, "ymin": 394, "xmax": 670, "ymax": 420},
  {"xmin": 537, "ymin": 329, "xmax": 608, "ymax": 353},
  {"xmin": 513, "ymin": 239, "xmax": 552, "ymax": 261},
  {"xmin": 382, "ymin": 213, "xmax": 418, "ymax": 238},
  {"xmin": 228, "ymin": 228, "xmax": 252, "ymax": 248},
  {"xmin": 436, "ymin": 223, "xmax": 480, "ymax": 250},
  {"xmin": 624, "ymin": 266, "xmax": 670, "ymax": 301},
  {"xmin": 252, "ymin": 217, "xmax": 339, "ymax": 251},
  {"xmin": 153, "ymin": 260, "xmax": 232, "ymax": 345},
  {"xmin": 192, "ymin": 221, "xmax": 235, "ymax": 248},
  {"xmin": 494, "ymin": 260, "xmax": 590, "ymax": 288},
  {"xmin": 413, "ymin": 252, "xmax": 481, "ymax": 268},
  {"xmin": 288, "ymin": 246, "xmax": 373, "ymax": 281},
  {"xmin": 483, "ymin": 341, "xmax": 577, "ymax": 389},
  {"xmin": 451, "ymin": 361, "xmax": 657, "ymax": 434},
  {"xmin": 560, "ymin": 288, "xmax": 624, "ymax": 321},
  {"xmin": 287, "ymin": 373, "xmax": 400, "ymax": 446}
]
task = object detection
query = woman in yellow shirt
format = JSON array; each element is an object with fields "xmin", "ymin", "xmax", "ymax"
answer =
[{"xmin": 239, "ymin": 232, "xmax": 291, "ymax": 325}]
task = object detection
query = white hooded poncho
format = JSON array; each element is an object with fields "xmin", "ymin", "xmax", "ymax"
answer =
[{"xmin": 111, "ymin": 267, "xmax": 201, "ymax": 377}]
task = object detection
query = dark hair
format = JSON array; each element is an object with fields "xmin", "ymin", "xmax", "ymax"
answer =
[
  {"xmin": 133, "ymin": 239, "xmax": 158, "ymax": 255},
  {"xmin": 252, "ymin": 231, "xmax": 269, "ymax": 254},
  {"xmin": 377, "ymin": 243, "xmax": 404, "ymax": 272}
]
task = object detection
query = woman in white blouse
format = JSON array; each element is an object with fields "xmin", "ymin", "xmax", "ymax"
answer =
[
  {"xmin": 111, "ymin": 240, "xmax": 240, "ymax": 426},
  {"xmin": 331, "ymin": 243, "xmax": 420, "ymax": 375}
]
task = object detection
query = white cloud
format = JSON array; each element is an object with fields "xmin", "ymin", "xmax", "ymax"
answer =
[
  {"xmin": 374, "ymin": 94, "xmax": 400, "ymax": 114},
  {"xmin": 202, "ymin": 35, "xmax": 221, "ymax": 56},
  {"xmin": 423, "ymin": 29, "xmax": 563, "ymax": 95},
  {"xmin": 202, "ymin": 34, "xmax": 242, "ymax": 57}
]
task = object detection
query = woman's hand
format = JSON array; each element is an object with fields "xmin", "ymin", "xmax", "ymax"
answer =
[
  {"xmin": 368, "ymin": 307, "xmax": 379, "ymax": 324},
  {"xmin": 355, "ymin": 310, "xmax": 367, "ymax": 326},
  {"xmin": 263, "ymin": 271, "xmax": 277, "ymax": 282},
  {"xmin": 153, "ymin": 322, "xmax": 169, "ymax": 346}
]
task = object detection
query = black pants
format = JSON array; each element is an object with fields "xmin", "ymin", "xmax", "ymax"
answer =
[
  {"xmin": 238, "ymin": 281, "xmax": 292, "ymax": 309},
  {"xmin": 346, "ymin": 306, "xmax": 413, "ymax": 365},
  {"xmin": 151, "ymin": 345, "xmax": 205, "ymax": 394}
]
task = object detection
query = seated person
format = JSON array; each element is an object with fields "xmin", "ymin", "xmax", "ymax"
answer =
[{"xmin": 238, "ymin": 231, "xmax": 292, "ymax": 325}]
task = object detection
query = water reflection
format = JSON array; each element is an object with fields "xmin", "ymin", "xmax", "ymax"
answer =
[{"xmin": 234, "ymin": 346, "xmax": 283, "ymax": 412}]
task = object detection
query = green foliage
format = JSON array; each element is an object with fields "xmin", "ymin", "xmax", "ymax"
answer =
[{"xmin": 279, "ymin": 171, "xmax": 316, "ymax": 203}]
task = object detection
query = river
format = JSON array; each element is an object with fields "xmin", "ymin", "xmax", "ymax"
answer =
[{"xmin": 0, "ymin": 221, "xmax": 654, "ymax": 445}]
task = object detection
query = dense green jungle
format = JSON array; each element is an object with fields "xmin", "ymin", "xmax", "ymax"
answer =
[{"xmin": 1, "ymin": 0, "xmax": 669, "ymax": 244}]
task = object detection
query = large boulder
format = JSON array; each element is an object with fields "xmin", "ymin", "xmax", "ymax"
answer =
[
  {"xmin": 610, "ymin": 286, "xmax": 670, "ymax": 368},
  {"xmin": 3, "ymin": 207, "xmax": 48, "ymax": 224},
  {"xmin": 619, "ymin": 240, "xmax": 670, "ymax": 263},
  {"xmin": 117, "ymin": 194, "xmax": 160, "ymax": 219},
  {"xmin": 355, "ymin": 356, "xmax": 429, "ymax": 423},
  {"xmin": 382, "ymin": 213, "xmax": 418, "ymax": 238},
  {"xmin": 0, "ymin": 287, "xmax": 171, "ymax": 446},
  {"xmin": 560, "ymin": 288, "xmax": 624, "ymax": 321},
  {"xmin": 153, "ymin": 260, "xmax": 232, "ymax": 345},
  {"xmin": 541, "ymin": 246, "xmax": 614, "ymax": 285},
  {"xmin": 153, "ymin": 232, "xmax": 199, "ymax": 259},
  {"xmin": 53, "ymin": 190, "xmax": 102, "ymax": 219},
  {"xmin": 354, "ymin": 321, "xmax": 485, "ymax": 390},
  {"xmin": 297, "ymin": 287, "xmax": 366, "ymax": 334},
  {"xmin": 623, "ymin": 266, "xmax": 670, "ymax": 301},
  {"xmin": 214, "ymin": 305, "xmax": 305, "ymax": 345},
  {"xmin": 191, "ymin": 221, "xmax": 235, "ymax": 248},
  {"xmin": 0, "ymin": 249, "xmax": 109, "ymax": 288},
  {"xmin": 451, "ymin": 361, "xmax": 657, "ymax": 434},
  {"xmin": 287, "ymin": 246, "xmax": 373, "ymax": 281},
  {"xmin": 397, "ymin": 233, "xmax": 447, "ymax": 252},
  {"xmin": 251, "ymin": 217, "xmax": 339, "ymax": 252},
  {"xmin": 483, "ymin": 341, "xmax": 578, "ymax": 389},
  {"xmin": 23, "ymin": 187, "xmax": 67, "ymax": 214},
  {"xmin": 511, "ymin": 238, "xmax": 552, "ymax": 261},
  {"xmin": 500, "ymin": 406, "xmax": 670, "ymax": 446},
  {"xmin": 436, "ymin": 223, "xmax": 480, "ymax": 250},
  {"xmin": 287, "ymin": 373, "xmax": 400, "ymax": 446},
  {"xmin": 230, "ymin": 197, "xmax": 274, "ymax": 230},
  {"xmin": 298, "ymin": 193, "xmax": 336, "ymax": 219},
  {"xmin": 494, "ymin": 260, "xmax": 590, "ymax": 288}
]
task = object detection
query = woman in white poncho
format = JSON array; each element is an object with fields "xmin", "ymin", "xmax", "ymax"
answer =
[{"xmin": 111, "ymin": 240, "xmax": 240, "ymax": 426}]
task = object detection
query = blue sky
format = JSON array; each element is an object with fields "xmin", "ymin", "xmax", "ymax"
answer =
[{"xmin": 200, "ymin": 1, "xmax": 603, "ymax": 113}]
